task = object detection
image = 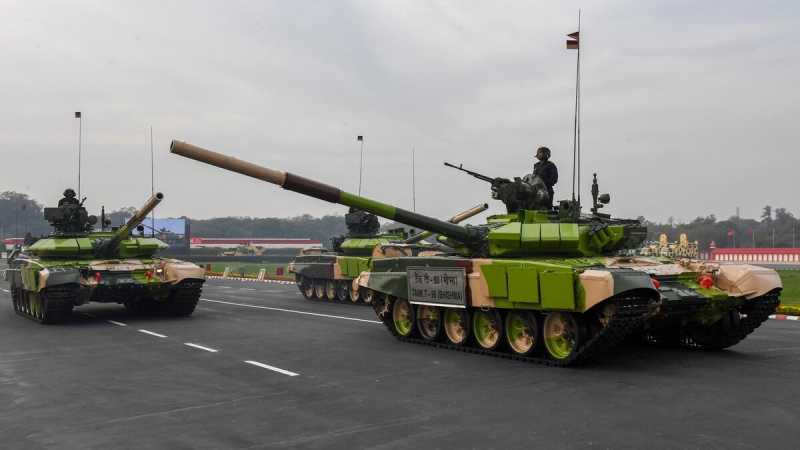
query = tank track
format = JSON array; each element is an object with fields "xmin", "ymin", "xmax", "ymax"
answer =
[
  {"xmin": 12, "ymin": 285, "xmax": 76, "ymax": 324},
  {"xmin": 682, "ymin": 292, "xmax": 779, "ymax": 350},
  {"xmin": 643, "ymin": 292, "xmax": 780, "ymax": 350},
  {"xmin": 124, "ymin": 280, "xmax": 203, "ymax": 316},
  {"xmin": 164, "ymin": 280, "xmax": 203, "ymax": 316},
  {"xmin": 372, "ymin": 294, "xmax": 655, "ymax": 367}
]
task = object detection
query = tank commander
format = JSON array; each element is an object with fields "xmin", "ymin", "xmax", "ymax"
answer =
[
  {"xmin": 58, "ymin": 188, "xmax": 80, "ymax": 207},
  {"xmin": 528, "ymin": 146, "xmax": 558, "ymax": 207}
]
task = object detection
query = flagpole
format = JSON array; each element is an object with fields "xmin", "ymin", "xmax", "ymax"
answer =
[
  {"xmin": 576, "ymin": 10, "xmax": 582, "ymax": 205},
  {"xmin": 567, "ymin": 11, "xmax": 581, "ymax": 204}
]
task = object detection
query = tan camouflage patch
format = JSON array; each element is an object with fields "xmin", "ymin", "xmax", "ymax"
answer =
[
  {"xmin": 467, "ymin": 259, "xmax": 496, "ymax": 308},
  {"xmin": 579, "ymin": 270, "xmax": 615, "ymax": 312},
  {"xmin": 716, "ymin": 264, "xmax": 783, "ymax": 299}
]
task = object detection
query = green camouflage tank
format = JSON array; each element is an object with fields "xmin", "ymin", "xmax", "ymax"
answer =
[
  {"xmin": 289, "ymin": 205, "xmax": 487, "ymax": 304},
  {"xmin": 171, "ymin": 141, "xmax": 782, "ymax": 366},
  {"xmin": 5, "ymin": 191, "xmax": 205, "ymax": 323}
]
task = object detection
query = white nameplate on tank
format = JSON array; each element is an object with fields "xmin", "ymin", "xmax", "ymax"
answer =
[{"xmin": 407, "ymin": 267, "xmax": 466, "ymax": 308}]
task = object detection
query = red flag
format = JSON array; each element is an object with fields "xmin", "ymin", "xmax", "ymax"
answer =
[{"xmin": 566, "ymin": 31, "xmax": 579, "ymax": 50}]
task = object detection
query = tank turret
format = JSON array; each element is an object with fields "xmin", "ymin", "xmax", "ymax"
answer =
[
  {"xmin": 95, "ymin": 192, "xmax": 164, "ymax": 257},
  {"xmin": 170, "ymin": 141, "xmax": 645, "ymax": 257},
  {"xmin": 172, "ymin": 142, "xmax": 645, "ymax": 256}
]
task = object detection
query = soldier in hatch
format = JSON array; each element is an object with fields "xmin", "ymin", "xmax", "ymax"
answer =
[
  {"xmin": 58, "ymin": 188, "xmax": 80, "ymax": 207},
  {"xmin": 527, "ymin": 146, "xmax": 558, "ymax": 208}
]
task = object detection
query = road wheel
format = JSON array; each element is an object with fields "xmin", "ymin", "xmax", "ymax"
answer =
[
  {"xmin": 505, "ymin": 310, "xmax": 540, "ymax": 355},
  {"xmin": 443, "ymin": 308, "xmax": 471, "ymax": 346},
  {"xmin": 335, "ymin": 281, "xmax": 350, "ymax": 302},
  {"xmin": 361, "ymin": 288, "xmax": 374, "ymax": 305},
  {"xmin": 313, "ymin": 280, "xmax": 325, "ymax": 299},
  {"xmin": 300, "ymin": 278, "xmax": 315, "ymax": 300},
  {"xmin": 325, "ymin": 280, "xmax": 336, "ymax": 300},
  {"xmin": 543, "ymin": 312, "xmax": 584, "ymax": 361},
  {"xmin": 417, "ymin": 305, "xmax": 442, "ymax": 341},
  {"xmin": 392, "ymin": 297, "xmax": 416, "ymax": 337},
  {"xmin": 472, "ymin": 309, "xmax": 503, "ymax": 351},
  {"xmin": 349, "ymin": 285, "xmax": 361, "ymax": 303}
]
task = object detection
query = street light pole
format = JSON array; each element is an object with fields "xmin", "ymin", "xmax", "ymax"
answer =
[
  {"xmin": 357, "ymin": 135, "xmax": 364, "ymax": 195},
  {"xmin": 75, "ymin": 111, "xmax": 82, "ymax": 197}
]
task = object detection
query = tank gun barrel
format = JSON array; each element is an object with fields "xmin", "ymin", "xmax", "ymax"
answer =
[
  {"xmin": 404, "ymin": 203, "xmax": 488, "ymax": 244},
  {"xmin": 98, "ymin": 192, "xmax": 163, "ymax": 256},
  {"xmin": 170, "ymin": 141, "xmax": 477, "ymax": 244}
]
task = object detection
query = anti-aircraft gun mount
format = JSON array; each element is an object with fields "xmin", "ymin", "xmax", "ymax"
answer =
[
  {"xmin": 444, "ymin": 162, "xmax": 551, "ymax": 213},
  {"xmin": 43, "ymin": 196, "xmax": 97, "ymax": 234}
]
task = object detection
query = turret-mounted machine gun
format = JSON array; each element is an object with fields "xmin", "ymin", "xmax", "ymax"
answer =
[
  {"xmin": 444, "ymin": 162, "xmax": 550, "ymax": 213},
  {"xmin": 43, "ymin": 196, "xmax": 97, "ymax": 234}
]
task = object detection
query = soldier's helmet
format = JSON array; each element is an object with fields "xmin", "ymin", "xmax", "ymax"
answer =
[
  {"xmin": 535, "ymin": 146, "xmax": 551, "ymax": 160},
  {"xmin": 63, "ymin": 188, "xmax": 76, "ymax": 198}
]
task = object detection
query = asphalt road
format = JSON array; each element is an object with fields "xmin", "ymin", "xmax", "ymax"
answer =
[{"xmin": 1, "ymin": 275, "xmax": 798, "ymax": 449}]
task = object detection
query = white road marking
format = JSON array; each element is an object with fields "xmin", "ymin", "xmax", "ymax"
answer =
[
  {"xmin": 201, "ymin": 298, "xmax": 382, "ymax": 324},
  {"xmin": 1, "ymin": 288, "xmax": 9, "ymax": 293},
  {"xmin": 764, "ymin": 346, "xmax": 800, "ymax": 352},
  {"xmin": 185, "ymin": 343, "xmax": 219, "ymax": 353},
  {"xmin": 108, "ymin": 320, "xmax": 128, "ymax": 327},
  {"xmin": 138, "ymin": 329, "xmax": 167, "ymax": 338},
  {"xmin": 244, "ymin": 360, "xmax": 299, "ymax": 377}
]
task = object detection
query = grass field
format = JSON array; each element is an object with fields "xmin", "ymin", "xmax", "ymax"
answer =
[
  {"xmin": 778, "ymin": 270, "xmax": 800, "ymax": 307},
  {"xmin": 200, "ymin": 262, "xmax": 293, "ymax": 281}
]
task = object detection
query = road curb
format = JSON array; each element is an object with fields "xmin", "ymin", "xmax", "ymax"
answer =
[
  {"xmin": 769, "ymin": 314, "xmax": 800, "ymax": 322},
  {"xmin": 206, "ymin": 275, "xmax": 296, "ymax": 285}
]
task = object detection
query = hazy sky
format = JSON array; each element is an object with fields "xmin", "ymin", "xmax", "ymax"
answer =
[{"xmin": 2, "ymin": 0, "xmax": 798, "ymax": 224}]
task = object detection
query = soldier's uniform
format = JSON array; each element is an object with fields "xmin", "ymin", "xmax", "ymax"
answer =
[
  {"xmin": 58, "ymin": 188, "xmax": 79, "ymax": 207},
  {"xmin": 532, "ymin": 147, "xmax": 558, "ymax": 207}
]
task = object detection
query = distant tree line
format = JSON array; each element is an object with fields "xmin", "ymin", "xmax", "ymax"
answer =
[
  {"xmin": 1, "ymin": 190, "xmax": 795, "ymax": 251},
  {"xmin": 0, "ymin": 190, "xmax": 349, "ymax": 247},
  {"xmin": 0, "ymin": 191, "xmax": 51, "ymax": 238},
  {"xmin": 189, "ymin": 215, "xmax": 347, "ymax": 246},
  {"xmin": 645, "ymin": 206, "xmax": 799, "ymax": 250}
]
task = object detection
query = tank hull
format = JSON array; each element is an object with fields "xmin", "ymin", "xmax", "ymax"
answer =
[
  {"xmin": 354, "ymin": 256, "xmax": 659, "ymax": 365},
  {"xmin": 6, "ymin": 256, "xmax": 206, "ymax": 323},
  {"xmin": 356, "ymin": 256, "xmax": 781, "ymax": 364}
]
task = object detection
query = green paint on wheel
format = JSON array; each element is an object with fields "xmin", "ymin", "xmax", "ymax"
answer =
[
  {"xmin": 392, "ymin": 298, "xmax": 415, "ymax": 337},
  {"xmin": 544, "ymin": 312, "xmax": 578, "ymax": 360},
  {"xmin": 473, "ymin": 310, "xmax": 501, "ymax": 349}
]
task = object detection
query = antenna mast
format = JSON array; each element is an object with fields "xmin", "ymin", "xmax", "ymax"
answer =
[{"xmin": 357, "ymin": 135, "xmax": 365, "ymax": 195}]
